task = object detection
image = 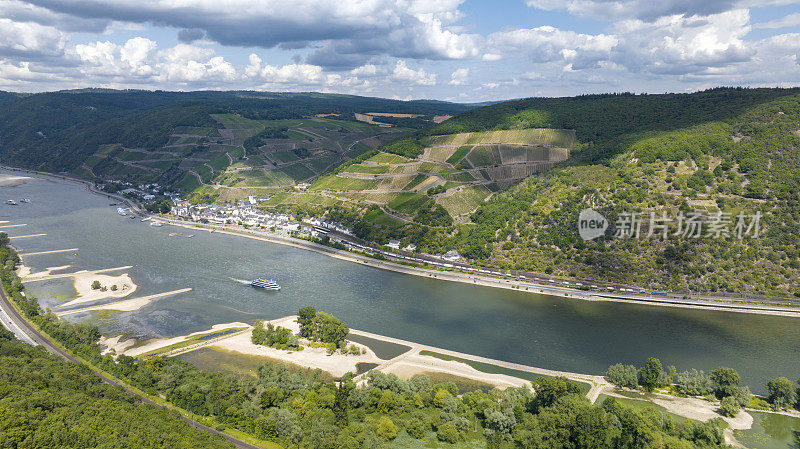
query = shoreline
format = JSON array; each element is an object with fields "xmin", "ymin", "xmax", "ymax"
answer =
[
  {"xmin": 3, "ymin": 164, "xmax": 799, "ymax": 317},
  {"xmin": 154, "ymin": 217, "xmax": 800, "ymax": 318}
]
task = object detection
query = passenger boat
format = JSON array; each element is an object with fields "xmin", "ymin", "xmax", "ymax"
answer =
[
  {"xmin": 250, "ymin": 278, "xmax": 280, "ymax": 290},
  {"xmin": 5, "ymin": 200, "xmax": 17, "ymax": 205},
  {"xmin": 19, "ymin": 198, "xmax": 30, "ymax": 203},
  {"xmin": 149, "ymin": 221, "xmax": 163, "ymax": 227},
  {"xmin": 117, "ymin": 207, "xmax": 127, "ymax": 215}
]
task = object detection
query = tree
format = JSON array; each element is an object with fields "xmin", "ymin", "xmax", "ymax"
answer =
[
  {"xmin": 376, "ymin": 416, "xmax": 398, "ymax": 441},
  {"xmin": 334, "ymin": 375, "xmax": 354, "ymax": 427},
  {"xmin": 765, "ymin": 377, "xmax": 797, "ymax": 408},
  {"xmin": 638, "ymin": 358, "xmax": 664, "ymax": 392},
  {"xmin": 437, "ymin": 421, "xmax": 460, "ymax": 444},
  {"xmin": 710, "ymin": 367, "xmax": 741, "ymax": 398},
  {"xmin": 606, "ymin": 364, "xmax": 638, "ymax": 388},
  {"xmin": 297, "ymin": 306, "xmax": 316, "ymax": 338},
  {"xmin": 529, "ymin": 377, "xmax": 582, "ymax": 412},
  {"xmin": 719, "ymin": 396, "xmax": 739, "ymax": 417},
  {"xmin": 91, "ymin": 280, "xmax": 101, "ymax": 290}
]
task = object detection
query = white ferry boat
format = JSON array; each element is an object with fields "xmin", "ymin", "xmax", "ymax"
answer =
[{"xmin": 250, "ymin": 278, "xmax": 280, "ymax": 290}]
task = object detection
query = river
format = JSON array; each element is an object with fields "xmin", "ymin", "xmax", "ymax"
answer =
[{"xmin": 2, "ymin": 172, "xmax": 798, "ymax": 392}]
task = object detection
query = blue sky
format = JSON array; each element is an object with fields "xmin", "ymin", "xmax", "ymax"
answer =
[{"xmin": 1, "ymin": 0, "xmax": 799, "ymax": 102}]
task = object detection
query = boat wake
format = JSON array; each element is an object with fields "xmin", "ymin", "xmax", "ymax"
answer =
[{"xmin": 229, "ymin": 277, "xmax": 251, "ymax": 285}]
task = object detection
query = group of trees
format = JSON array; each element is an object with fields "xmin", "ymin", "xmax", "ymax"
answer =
[
  {"xmin": 297, "ymin": 306, "xmax": 350, "ymax": 349},
  {"xmin": 0, "ymin": 319, "xmax": 233, "ymax": 448},
  {"xmin": 251, "ymin": 321, "xmax": 302, "ymax": 350},
  {"xmin": 605, "ymin": 356, "xmax": 800, "ymax": 419}
]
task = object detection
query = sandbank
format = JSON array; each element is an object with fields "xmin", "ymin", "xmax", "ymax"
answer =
[{"xmin": 60, "ymin": 272, "xmax": 136, "ymax": 307}]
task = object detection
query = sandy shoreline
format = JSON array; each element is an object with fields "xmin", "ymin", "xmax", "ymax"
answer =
[{"xmin": 0, "ymin": 174, "xmax": 32, "ymax": 187}]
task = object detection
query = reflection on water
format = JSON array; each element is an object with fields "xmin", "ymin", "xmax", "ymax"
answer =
[{"xmin": 3, "ymin": 172, "xmax": 800, "ymax": 392}]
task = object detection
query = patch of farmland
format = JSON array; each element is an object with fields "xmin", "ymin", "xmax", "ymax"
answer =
[
  {"xmin": 387, "ymin": 192, "xmax": 432, "ymax": 214},
  {"xmin": 435, "ymin": 185, "xmax": 491, "ymax": 217},
  {"xmin": 337, "ymin": 192, "xmax": 401, "ymax": 204},
  {"xmin": 425, "ymin": 146, "xmax": 458, "ymax": 162},
  {"xmin": 430, "ymin": 128, "xmax": 576, "ymax": 148},
  {"xmin": 279, "ymin": 163, "xmax": 315, "ymax": 182},
  {"xmin": 483, "ymin": 163, "xmax": 554, "ymax": 181},
  {"xmin": 466, "ymin": 146, "xmax": 502, "ymax": 167},
  {"xmin": 417, "ymin": 162, "xmax": 458, "ymax": 174},
  {"xmin": 262, "ymin": 192, "xmax": 342, "ymax": 208},
  {"xmin": 311, "ymin": 175, "xmax": 381, "ymax": 191},
  {"xmin": 445, "ymin": 146, "xmax": 472, "ymax": 165},
  {"xmin": 270, "ymin": 150, "xmax": 300, "ymax": 164},
  {"xmin": 308, "ymin": 154, "xmax": 341, "ymax": 173},
  {"xmin": 442, "ymin": 172, "xmax": 476, "ymax": 182},
  {"xmin": 208, "ymin": 153, "xmax": 231, "ymax": 171},
  {"xmin": 226, "ymin": 169, "xmax": 293, "ymax": 187},
  {"xmin": 343, "ymin": 164, "xmax": 391, "ymax": 175},
  {"xmin": 367, "ymin": 152, "xmax": 409, "ymax": 164},
  {"xmin": 403, "ymin": 174, "xmax": 428, "ymax": 190},
  {"xmin": 375, "ymin": 175, "xmax": 418, "ymax": 190}
]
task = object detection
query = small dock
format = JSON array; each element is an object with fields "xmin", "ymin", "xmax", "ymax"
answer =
[
  {"xmin": 19, "ymin": 248, "xmax": 78, "ymax": 257},
  {"xmin": 8, "ymin": 233, "xmax": 46, "ymax": 239}
]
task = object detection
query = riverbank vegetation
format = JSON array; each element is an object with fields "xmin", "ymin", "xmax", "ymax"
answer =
[{"xmin": 605, "ymin": 357, "xmax": 800, "ymax": 417}]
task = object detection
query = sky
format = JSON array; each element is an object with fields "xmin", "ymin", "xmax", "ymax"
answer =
[{"xmin": 1, "ymin": 0, "xmax": 799, "ymax": 102}]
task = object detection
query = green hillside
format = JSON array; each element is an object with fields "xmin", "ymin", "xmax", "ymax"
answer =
[
  {"xmin": 0, "ymin": 89, "xmax": 473, "ymax": 198},
  {"xmin": 273, "ymin": 88, "xmax": 800, "ymax": 297},
  {"xmin": 265, "ymin": 128, "xmax": 574, "ymax": 225},
  {"xmin": 0, "ymin": 326, "xmax": 234, "ymax": 448}
]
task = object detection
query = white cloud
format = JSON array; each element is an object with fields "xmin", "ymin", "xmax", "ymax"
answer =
[
  {"xmin": 753, "ymin": 12, "xmax": 800, "ymax": 29},
  {"xmin": 391, "ymin": 60, "xmax": 436, "ymax": 85},
  {"xmin": 612, "ymin": 10, "xmax": 754, "ymax": 74},
  {"xmin": 487, "ymin": 26, "xmax": 617, "ymax": 70},
  {"xmin": 0, "ymin": 18, "xmax": 66, "ymax": 57},
  {"xmin": 24, "ymin": 0, "xmax": 479, "ymax": 67},
  {"xmin": 449, "ymin": 67, "xmax": 469, "ymax": 85}
]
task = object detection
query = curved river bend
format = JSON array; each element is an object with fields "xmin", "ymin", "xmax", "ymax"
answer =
[{"xmin": 3, "ymin": 173, "xmax": 798, "ymax": 392}]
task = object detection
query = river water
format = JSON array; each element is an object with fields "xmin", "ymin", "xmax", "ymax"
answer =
[{"xmin": 2, "ymin": 173, "xmax": 798, "ymax": 392}]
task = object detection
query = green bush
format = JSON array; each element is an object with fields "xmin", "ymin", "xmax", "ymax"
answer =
[
  {"xmin": 606, "ymin": 364, "xmax": 638, "ymax": 388},
  {"xmin": 436, "ymin": 422, "xmax": 460, "ymax": 444}
]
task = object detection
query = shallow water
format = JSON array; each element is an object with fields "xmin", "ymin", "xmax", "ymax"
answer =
[{"xmin": 2, "ymin": 172, "xmax": 799, "ymax": 392}]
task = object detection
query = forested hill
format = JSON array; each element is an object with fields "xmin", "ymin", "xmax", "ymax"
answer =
[
  {"xmin": 329, "ymin": 87, "xmax": 799, "ymax": 297},
  {"xmin": 0, "ymin": 89, "xmax": 473, "ymax": 175}
]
